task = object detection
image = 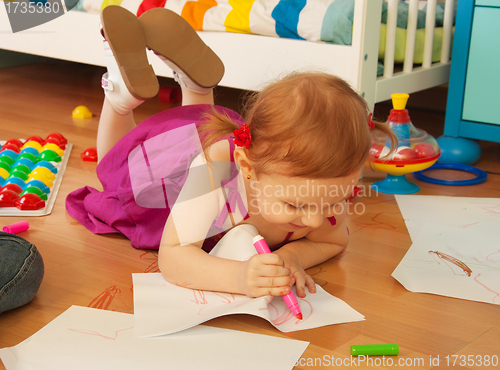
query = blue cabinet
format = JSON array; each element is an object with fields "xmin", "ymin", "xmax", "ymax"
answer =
[{"xmin": 441, "ymin": 0, "xmax": 500, "ymax": 163}]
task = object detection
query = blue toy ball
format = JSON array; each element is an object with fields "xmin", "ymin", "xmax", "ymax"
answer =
[
  {"xmin": 25, "ymin": 180, "xmax": 51, "ymax": 194},
  {"xmin": 437, "ymin": 136, "xmax": 482, "ymax": 165},
  {"xmin": 5, "ymin": 176, "xmax": 26, "ymax": 189}
]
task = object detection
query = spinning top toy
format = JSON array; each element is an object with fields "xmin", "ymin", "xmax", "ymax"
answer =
[{"xmin": 369, "ymin": 93, "xmax": 440, "ymax": 194}]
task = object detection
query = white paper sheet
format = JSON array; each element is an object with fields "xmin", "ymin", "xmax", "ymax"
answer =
[
  {"xmin": 133, "ymin": 273, "xmax": 365, "ymax": 337},
  {"xmin": 133, "ymin": 224, "xmax": 364, "ymax": 337},
  {"xmin": 0, "ymin": 306, "xmax": 309, "ymax": 370},
  {"xmin": 392, "ymin": 222, "xmax": 500, "ymax": 305},
  {"xmin": 395, "ymin": 195, "xmax": 500, "ymax": 241}
]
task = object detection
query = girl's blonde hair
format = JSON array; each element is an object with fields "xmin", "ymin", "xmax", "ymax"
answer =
[{"xmin": 198, "ymin": 72, "xmax": 396, "ymax": 178}]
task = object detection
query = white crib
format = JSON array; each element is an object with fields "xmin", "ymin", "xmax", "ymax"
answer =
[{"xmin": 0, "ymin": 0, "xmax": 454, "ymax": 111}]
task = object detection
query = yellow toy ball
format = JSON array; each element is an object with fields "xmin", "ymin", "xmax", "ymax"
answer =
[
  {"xmin": 42, "ymin": 143, "xmax": 64, "ymax": 157},
  {"xmin": 21, "ymin": 141, "xmax": 43, "ymax": 152},
  {"xmin": 30, "ymin": 167, "xmax": 56, "ymax": 181},
  {"xmin": 72, "ymin": 105, "xmax": 93, "ymax": 119},
  {"xmin": 27, "ymin": 172, "xmax": 53, "ymax": 187},
  {"xmin": 0, "ymin": 167, "xmax": 9, "ymax": 179}
]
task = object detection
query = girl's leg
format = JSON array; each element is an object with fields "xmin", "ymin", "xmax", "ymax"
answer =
[
  {"xmin": 96, "ymin": 98, "xmax": 136, "ymax": 163},
  {"xmin": 96, "ymin": 42, "xmax": 145, "ymax": 162},
  {"xmin": 180, "ymin": 88, "xmax": 214, "ymax": 106},
  {"xmin": 96, "ymin": 85, "xmax": 213, "ymax": 162},
  {"xmin": 97, "ymin": 6, "xmax": 159, "ymax": 162}
]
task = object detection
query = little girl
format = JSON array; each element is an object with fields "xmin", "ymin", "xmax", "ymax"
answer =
[{"xmin": 66, "ymin": 6, "xmax": 395, "ymax": 300}]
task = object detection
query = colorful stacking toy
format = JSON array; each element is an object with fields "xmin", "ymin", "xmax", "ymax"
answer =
[
  {"xmin": 368, "ymin": 94, "xmax": 441, "ymax": 194},
  {"xmin": 0, "ymin": 133, "xmax": 67, "ymax": 211}
]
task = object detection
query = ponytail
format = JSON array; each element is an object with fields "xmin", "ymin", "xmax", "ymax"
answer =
[
  {"xmin": 197, "ymin": 107, "xmax": 241, "ymax": 163},
  {"xmin": 370, "ymin": 118, "xmax": 399, "ymax": 159}
]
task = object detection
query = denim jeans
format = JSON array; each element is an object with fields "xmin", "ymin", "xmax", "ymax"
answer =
[{"xmin": 0, "ymin": 231, "xmax": 44, "ymax": 313}]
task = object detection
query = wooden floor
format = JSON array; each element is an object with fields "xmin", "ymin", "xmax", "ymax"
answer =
[{"xmin": 1, "ymin": 61, "xmax": 499, "ymax": 370}]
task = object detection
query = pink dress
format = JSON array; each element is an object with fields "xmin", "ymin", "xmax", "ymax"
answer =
[{"xmin": 66, "ymin": 105, "xmax": 246, "ymax": 250}]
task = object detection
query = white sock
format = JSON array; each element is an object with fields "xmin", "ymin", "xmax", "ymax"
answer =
[
  {"xmin": 156, "ymin": 54, "xmax": 213, "ymax": 95},
  {"xmin": 102, "ymin": 40, "xmax": 145, "ymax": 115}
]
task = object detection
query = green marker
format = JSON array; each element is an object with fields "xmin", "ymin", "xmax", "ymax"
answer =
[{"xmin": 351, "ymin": 343, "xmax": 399, "ymax": 356}]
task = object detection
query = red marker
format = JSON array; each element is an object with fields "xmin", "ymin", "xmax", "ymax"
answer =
[{"xmin": 252, "ymin": 235, "xmax": 303, "ymax": 320}]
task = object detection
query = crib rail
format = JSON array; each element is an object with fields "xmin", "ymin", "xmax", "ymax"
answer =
[
  {"xmin": 375, "ymin": 0, "xmax": 454, "ymax": 109},
  {"xmin": 384, "ymin": 0, "xmax": 455, "ymax": 77}
]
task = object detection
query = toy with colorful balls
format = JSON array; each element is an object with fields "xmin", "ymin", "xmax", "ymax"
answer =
[
  {"xmin": 0, "ymin": 133, "xmax": 67, "ymax": 210},
  {"xmin": 368, "ymin": 93, "xmax": 440, "ymax": 194}
]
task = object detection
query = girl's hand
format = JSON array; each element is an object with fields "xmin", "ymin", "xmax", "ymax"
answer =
[
  {"xmin": 291, "ymin": 269, "xmax": 316, "ymax": 299},
  {"xmin": 276, "ymin": 251, "xmax": 317, "ymax": 298},
  {"xmin": 238, "ymin": 254, "xmax": 295, "ymax": 298}
]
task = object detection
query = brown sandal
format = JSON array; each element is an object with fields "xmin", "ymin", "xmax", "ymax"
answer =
[
  {"xmin": 139, "ymin": 8, "xmax": 224, "ymax": 89},
  {"xmin": 100, "ymin": 6, "xmax": 159, "ymax": 100}
]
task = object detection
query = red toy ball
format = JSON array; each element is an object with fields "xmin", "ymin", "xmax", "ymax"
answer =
[
  {"xmin": 15, "ymin": 193, "xmax": 45, "ymax": 210},
  {"xmin": 0, "ymin": 143, "xmax": 21, "ymax": 153},
  {"xmin": 5, "ymin": 138, "xmax": 24, "ymax": 148},
  {"xmin": 46, "ymin": 132, "xmax": 68, "ymax": 146},
  {"xmin": 393, "ymin": 147, "xmax": 417, "ymax": 162},
  {"xmin": 44, "ymin": 136, "xmax": 65, "ymax": 149},
  {"xmin": 26, "ymin": 136, "xmax": 45, "ymax": 145},
  {"xmin": 413, "ymin": 142, "xmax": 436, "ymax": 159},
  {"xmin": 1, "ymin": 183, "xmax": 23, "ymax": 195},
  {"xmin": 158, "ymin": 86, "xmax": 182, "ymax": 103},
  {"xmin": 369, "ymin": 144, "xmax": 385, "ymax": 159},
  {"xmin": 0, "ymin": 189, "xmax": 20, "ymax": 207},
  {"xmin": 81, "ymin": 147, "xmax": 98, "ymax": 162}
]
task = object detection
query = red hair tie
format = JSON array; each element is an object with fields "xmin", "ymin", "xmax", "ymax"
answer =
[
  {"xmin": 368, "ymin": 113, "xmax": 375, "ymax": 130},
  {"xmin": 234, "ymin": 124, "xmax": 251, "ymax": 149}
]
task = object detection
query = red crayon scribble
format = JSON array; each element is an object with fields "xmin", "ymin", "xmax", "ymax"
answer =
[
  {"xmin": 190, "ymin": 291, "xmax": 277, "ymax": 317},
  {"xmin": 268, "ymin": 298, "xmax": 312, "ymax": 326},
  {"xmin": 470, "ymin": 203, "xmax": 500, "ymax": 217},
  {"xmin": 351, "ymin": 211, "xmax": 401, "ymax": 234},
  {"xmin": 212, "ymin": 292, "xmax": 236, "ymax": 304},
  {"xmin": 193, "ymin": 291, "xmax": 239, "ymax": 315},
  {"xmin": 139, "ymin": 251, "xmax": 160, "ymax": 273},
  {"xmin": 429, "ymin": 251, "xmax": 472, "ymax": 277},
  {"xmin": 89, "ymin": 286, "xmax": 121, "ymax": 310},
  {"xmin": 474, "ymin": 273, "xmax": 500, "ymax": 304},
  {"xmin": 459, "ymin": 221, "xmax": 480, "ymax": 229},
  {"xmin": 370, "ymin": 212, "xmax": 398, "ymax": 229},
  {"xmin": 68, "ymin": 326, "xmax": 133, "ymax": 341},
  {"xmin": 486, "ymin": 250, "xmax": 500, "ymax": 262},
  {"xmin": 191, "ymin": 290, "xmax": 208, "ymax": 305},
  {"xmin": 270, "ymin": 304, "xmax": 295, "ymax": 325}
]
